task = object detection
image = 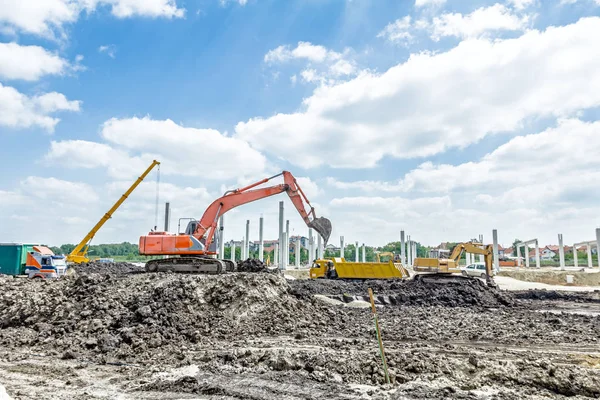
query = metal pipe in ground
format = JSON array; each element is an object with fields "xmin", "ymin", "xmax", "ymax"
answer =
[{"xmin": 368, "ymin": 288, "xmax": 390, "ymax": 385}]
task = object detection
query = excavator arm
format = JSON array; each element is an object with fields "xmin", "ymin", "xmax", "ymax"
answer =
[
  {"xmin": 450, "ymin": 243, "xmax": 495, "ymax": 286},
  {"xmin": 139, "ymin": 171, "xmax": 331, "ymax": 256}
]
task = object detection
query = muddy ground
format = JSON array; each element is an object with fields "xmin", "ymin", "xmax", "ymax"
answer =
[{"xmin": 1, "ymin": 265, "xmax": 600, "ymax": 399}]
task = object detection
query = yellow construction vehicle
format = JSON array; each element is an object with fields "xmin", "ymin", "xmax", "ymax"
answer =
[
  {"xmin": 413, "ymin": 242, "xmax": 496, "ymax": 286},
  {"xmin": 375, "ymin": 252, "xmax": 396, "ymax": 262},
  {"xmin": 66, "ymin": 160, "xmax": 160, "ymax": 264},
  {"xmin": 310, "ymin": 258, "xmax": 409, "ymax": 280}
]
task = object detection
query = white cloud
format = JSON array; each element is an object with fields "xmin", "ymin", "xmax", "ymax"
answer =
[
  {"xmin": 377, "ymin": 16, "xmax": 413, "ymax": 45},
  {"xmin": 220, "ymin": 0, "xmax": 249, "ymax": 6},
  {"xmin": 20, "ymin": 176, "xmax": 99, "ymax": 205},
  {"xmin": 429, "ymin": 4, "xmax": 532, "ymax": 41},
  {"xmin": 264, "ymin": 41, "xmax": 356, "ymax": 85},
  {"xmin": 236, "ymin": 17, "xmax": 600, "ymax": 169},
  {"xmin": 0, "ymin": 0, "xmax": 184, "ymax": 38},
  {"xmin": 264, "ymin": 42, "xmax": 341, "ymax": 64},
  {"xmin": 415, "ymin": 0, "xmax": 446, "ymax": 7},
  {"xmin": 325, "ymin": 119, "xmax": 600, "ymax": 245},
  {"xmin": 0, "ymin": 42, "xmax": 70, "ymax": 81},
  {"xmin": 98, "ymin": 44, "xmax": 117, "ymax": 58},
  {"xmin": 46, "ymin": 116, "xmax": 269, "ymax": 180},
  {"xmin": 508, "ymin": 0, "xmax": 537, "ymax": 10},
  {"xmin": 0, "ymin": 83, "xmax": 81, "ymax": 132}
]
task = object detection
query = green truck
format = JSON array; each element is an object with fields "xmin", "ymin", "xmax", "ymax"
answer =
[{"xmin": 0, "ymin": 243, "xmax": 36, "ymax": 276}]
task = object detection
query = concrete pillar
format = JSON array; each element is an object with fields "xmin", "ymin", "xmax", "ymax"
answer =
[
  {"xmin": 492, "ymin": 229, "xmax": 499, "ymax": 273},
  {"xmin": 230, "ymin": 242, "xmax": 236, "ymax": 262},
  {"xmin": 317, "ymin": 234, "xmax": 322, "ymax": 260},
  {"xmin": 597, "ymin": 229, "xmax": 600, "ymax": 268},
  {"xmin": 535, "ymin": 240, "xmax": 540, "ymax": 269},
  {"xmin": 278, "ymin": 201, "xmax": 284, "ymax": 270},
  {"xmin": 245, "ymin": 220, "xmax": 250, "ymax": 260},
  {"xmin": 400, "ymin": 231, "xmax": 406, "ymax": 266},
  {"xmin": 362, "ymin": 243, "xmax": 366, "ymax": 262},
  {"xmin": 413, "ymin": 242, "xmax": 417, "ymax": 260},
  {"xmin": 308, "ymin": 228, "xmax": 314, "ymax": 262},
  {"xmin": 558, "ymin": 234, "xmax": 565, "ymax": 270},
  {"xmin": 466, "ymin": 252, "xmax": 471, "ymax": 266},
  {"xmin": 573, "ymin": 244, "xmax": 578, "ymax": 268},
  {"xmin": 478, "ymin": 234, "xmax": 484, "ymax": 263},
  {"xmin": 407, "ymin": 237, "xmax": 412, "ymax": 266},
  {"xmin": 355, "ymin": 241, "xmax": 359, "ymax": 262},
  {"xmin": 218, "ymin": 215, "xmax": 224, "ymax": 259},
  {"xmin": 587, "ymin": 243, "xmax": 593, "ymax": 269},
  {"xmin": 259, "ymin": 216, "xmax": 264, "ymax": 262},
  {"xmin": 295, "ymin": 238, "xmax": 300, "ymax": 268},
  {"xmin": 525, "ymin": 244, "xmax": 530, "ymax": 268},
  {"xmin": 340, "ymin": 236, "xmax": 345, "ymax": 259},
  {"xmin": 286, "ymin": 220, "xmax": 290, "ymax": 267},
  {"xmin": 516, "ymin": 245, "xmax": 521, "ymax": 267}
]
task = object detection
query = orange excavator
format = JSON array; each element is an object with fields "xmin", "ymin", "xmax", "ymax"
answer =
[{"xmin": 139, "ymin": 171, "xmax": 332, "ymax": 274}]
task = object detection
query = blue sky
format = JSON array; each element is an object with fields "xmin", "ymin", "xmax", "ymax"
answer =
[{"xmin": 1, "ymin": 0, "xmax": 600, "ymax": 248}]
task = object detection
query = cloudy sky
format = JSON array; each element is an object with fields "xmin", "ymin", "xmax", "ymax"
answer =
[{"xmin": 1, "ymin": 0, "xmax": 599, "ymax": 249}]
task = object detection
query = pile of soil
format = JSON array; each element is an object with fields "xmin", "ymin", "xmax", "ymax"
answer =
[
  {"xmin": 73, "ymin": 261, "xmax": 144, "ymax": 275},
  {"xmin": 0, "ymin": 273, "xmax": 358, "ymax": 364},
  {"xmin": 499, "ymin": 269, "xmax": 600, "ymax": 286},
  {"xmin": 290, "ymin": 276, "xmax": 516, "ymax": 308},
  {"xmin": 236, "ymin": 258, "xmax": 275, "ymax": 273}
]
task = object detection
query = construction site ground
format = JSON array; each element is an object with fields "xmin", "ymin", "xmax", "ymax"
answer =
[{"xmin": 1, "ymin": 263, "xmax": 600, "ymax": 399}]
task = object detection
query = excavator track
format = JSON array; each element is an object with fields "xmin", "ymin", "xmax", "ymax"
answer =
[
  {"xmin": 145, "ymin": 257, "xmax": 236, "ymax": 274},
  {"xmin": 414, "ymin": 273, "xmax": 496, "ymax": 287}
]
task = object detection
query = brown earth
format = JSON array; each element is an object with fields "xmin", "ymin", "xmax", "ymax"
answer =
[
  {"xmin": 1, "ymin": 265, "xmax": 600, "ymax": 399},
  {"xmin": 499, "ymin": 269, "xmax": 600, "ymax": 286}
]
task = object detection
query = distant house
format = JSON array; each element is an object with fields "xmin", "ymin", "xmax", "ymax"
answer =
[{"xmin": 325, "ymin": 243, "xmax": 340, "ymax": 252}]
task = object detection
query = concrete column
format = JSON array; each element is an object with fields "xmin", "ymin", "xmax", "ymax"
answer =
[
  {"xmin": 340, "ymin": 236, "xmax": 345, "ymax": 259},
  {"xmin": 407, "ymin": 237, "xmax": 412, "ymax": 266},
  {"xmin": 573, "ymin": 244, "xmax": 578, "ymax": 268},
  {"xmin": 259, "ymin": 216, "xmax": 264, "ymax": 262},
  {"xmin": 278, "ymin": 201, "xmax": 284, "ymax": 270},
  {"xmin": 295, "ymin": 238, "xmax": 300, "ymax": 268},
  {"xmin": 558, "ymin": 234, "xmax": 565, "ymax": 270},
  {"xmin": 525, "ymin": 245, "xmax": 530, "ymax": 268},
  {"xmin": 413, "ymin": 242, "xmax": 417, "ymax": 260},
  {"xmin": 466, "ymin": 252, "xmax": 471, "ymax": 266},
  {"xmin": 355, "ymin": 241, "xmax": 359, "ymax": 262},
  {"xmin": 245, "ymin": 220, "xmax": 250, "ymax": 260},
  {"xmin": 274, "ymin": 243, "xmax": 279, "ymax": 267},
  {"xmin": 362, "ymin": 244, "xmax": 366, "ymax": 262},
  {"xmin": 478, "ymin": 234, "xmax": 484, "ymax": 263},
  {"xmin": 164, "ymin": 202, "xmax": 171, "ymax": 232},
  {"xmin": 218, "ymin": 215, "xmax": 224, "ymax": 259},
  {"xmin": 492, "ymin": 229, "xmax": 499, "ymax": 273},
  {"xmin": 308, "ymin": 228, "xmax": 314, "ymax": 262},
  {"xmin": 516, "ymin": 245, "xmax": 521, "ymax": 267},
  {"xmin": 587, "ymin": 244, "xmax": 593, "ymax": 269},
  {"xmin": 597, "ymin": 228, "xmax": 600, "ymax": 268},
  {"xmin": 286, "ymin": 220, "xmax": 290, "ymax": 267},
  {"xmin": 230, "ymin": 243, "xmax": 236, "ymax": 262},
  {"xmin": 535, "ymin": 240, "xmax": 541, "ymax": 269},
  {"xmin": 317, "ymin": 234, "xmax": 322, "ymax": 260},
  {"xmin": 400, "ymin": 231, "xmax": 406, "ymax": 266}
]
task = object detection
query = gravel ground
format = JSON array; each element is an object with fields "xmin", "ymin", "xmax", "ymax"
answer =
[{"xmin": 1, "ymin": 265, "xmax": 600, "ymax": 399}]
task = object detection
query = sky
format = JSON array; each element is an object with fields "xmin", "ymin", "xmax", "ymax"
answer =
[{"xmin": 1, "ymin": 0, "xmax": 600, "ymax": 249}]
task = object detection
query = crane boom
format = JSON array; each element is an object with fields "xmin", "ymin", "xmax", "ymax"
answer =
[{"xmin": 67, "ymin": 160, "xmax": 160, "ymax": 264}]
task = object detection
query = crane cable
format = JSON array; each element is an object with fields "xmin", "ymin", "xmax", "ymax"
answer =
[{"xmin": 154, "ymin": 164, "xmax": 160, "ymax": 231}]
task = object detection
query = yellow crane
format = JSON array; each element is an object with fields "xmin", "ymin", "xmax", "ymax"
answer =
[{"xmin": 66, "ymin": 160, "xmax": 160, "ymax": 264}]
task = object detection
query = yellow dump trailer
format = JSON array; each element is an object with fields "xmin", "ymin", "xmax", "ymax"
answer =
[{"xmin": 310, "ymin": 258, "xmax": 409, "ymax": 279}]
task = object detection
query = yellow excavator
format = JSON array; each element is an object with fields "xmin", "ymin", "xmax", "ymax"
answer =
[
  {"xmin": 413, "ymin": 242, "xmax": 496, "ymax": 286},
  {"xmin": 66, "ymin": 160, "xmax": 160, "ymax": 264},
  {"xmin": 375, "ymin": 251, "xmax": 397, "ymax": 262}
]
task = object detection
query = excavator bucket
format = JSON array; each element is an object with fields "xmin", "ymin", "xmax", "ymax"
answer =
[{"xmin": 308, "ymin": 217, "xmax": 332, "ymax": 245}]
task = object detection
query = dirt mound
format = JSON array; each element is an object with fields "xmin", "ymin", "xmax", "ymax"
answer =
[
  {"xmin": 236, "ymin": 258, "xmax": 276, "ymax": 273},
  {"xmin": 290, "ymin": 276, "xmax": 515, "ymax": 308},
  {"xmin": 73, "ymin": 261, "xmax": 144, "ymax": 275},
  {"xmin": 0, "ymin": 273, "xmax": 360, "ymax": 364},
  {"xmin": 513, "ymin": 289, "xmax": 600, "ymax": 303}
]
